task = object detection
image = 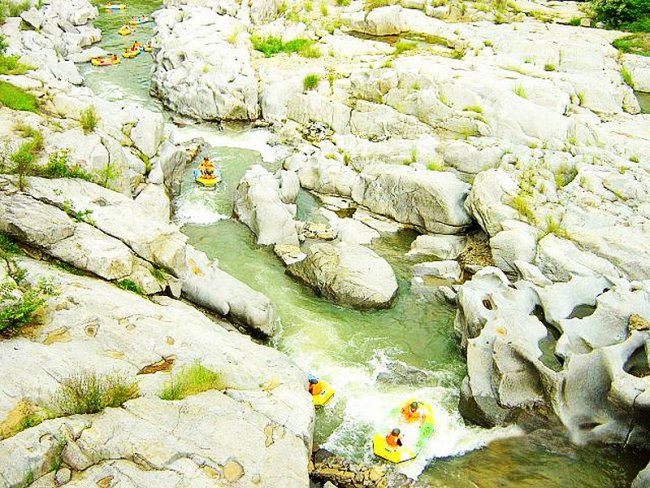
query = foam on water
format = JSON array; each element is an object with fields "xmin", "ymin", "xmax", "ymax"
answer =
[{"xmin": 288, "ymin": 348, "xmax": 522, "ymax": 479}]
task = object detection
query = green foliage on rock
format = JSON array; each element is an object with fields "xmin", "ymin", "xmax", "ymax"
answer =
[
  {"xmin": 160, "ymin": 363, "xmax": 225, "ymax": 401},
  {"xmin": 115, "ymin": 279, "xmax": 143, "ymax": 295},
  {"xmin": 251, "ymin": 35, "xmax": 313, "ymax": 57},
  {"xmin": 0, "ymin": 81, "xmax": 38, "ymax": 112},
  {"xmin": 41, "ymin": 149, "xmax": 92, "ymax": 180},
  {"xmin": 47, "ymin": 370, "xmax": 139, "ymax": 416},
  {"xmin": 0, "ymin": 278, "xmax": 58, "ymax": 337},
  {"xmin": 613, "ymin": 33, "xmax": 650, "ymax": 55}
]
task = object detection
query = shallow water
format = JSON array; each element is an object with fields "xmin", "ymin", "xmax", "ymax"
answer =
[
  {"xmin": 82, "ymin": 2, "xmax": 648, "ymax": 485},
  {"xmin": 636, "ymin": 91, "xmax": 650, "ymax": 114}
]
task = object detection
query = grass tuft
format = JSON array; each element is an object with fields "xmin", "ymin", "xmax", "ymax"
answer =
[
  {"xmin": 47, "ymin": 370, "xmax": 139, "ymax": 416},
  {"xmin": 251, "ymin": 35, "xmax": 312, "ymax": 57},
  {"xmin": 160, "ymin": 363, "xmax": 225, "ymax": 401},
  {"xmin": 79, "ymin": 106, "xmax": 99, "ymax": 134},
  {"xmin": 303, "ymin": 73, "xmax": 320, "ymax": 91},
  {"xmin": 116, "ymin": 279, "xmax": 144, "ymax": 295}
]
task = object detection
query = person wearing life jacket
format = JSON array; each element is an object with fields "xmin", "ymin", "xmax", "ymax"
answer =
[
  {"xmin": 110, "ymin": 54, "xmax": 118, "ymax": 62},
  {"xmin": 130, "ymin": 40, "xmax": 141, "ymax": 52},
  {"xmin": 385, "ymin": 428, "xmax": 403, "ymax": 448},
  {"xmin": 401, "ymin": 401, "xmax": 423, "ymax": 423},
  {"xmin": 308, "ymin": 377, "xmax": 323, "ymax": 396}
]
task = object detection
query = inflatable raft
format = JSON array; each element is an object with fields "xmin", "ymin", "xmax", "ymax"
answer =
[
  {"xmin": 91, "ymin": 55, "xmax": 120, "ymax": 66},
  {"xmin": 194, "ymin": 160, "xmax": 222, "ymax": 187},
  {"xmin": 311, "ymin": 378, "xmax": 334, "ymax": 407},
  {"xmin": 122, "ymin": 48, "xmax": 141, "ymax": 58},
  {"xmin": 372, "ymin": 399, "xmax": 434, "ymax": 463},
  {"xmin": 105, "ymin": 3, "xmax": 125, "ymax": 10},
  {"xmin": 129, "ymin": 16, "xmax": 150, "ymax": 25},
  {"xmin": 143, "ymin": 42, "xmax": 152, "ymax": 52},
  {"xmin": 117, "ymin": 25, "xmax": 132, "ymax": 36}
]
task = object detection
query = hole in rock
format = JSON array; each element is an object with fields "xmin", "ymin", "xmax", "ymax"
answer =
[{"xmin": 623, "ymin": 344, "xmax": 650, "ymax": 378}]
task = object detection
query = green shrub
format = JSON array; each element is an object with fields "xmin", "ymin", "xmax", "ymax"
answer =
[
  {"xmin": 40, "ymin": 149, "xmax": 92, "ymax": 180},
  {"xmin": 544, "ymin": 63, "xmax": 556, "ymax": 71},
  {"xmin": 47, "ymin": 371, "xmax": 139, "ymax": 416},
  {"xmin": 0, "ymin": 35, "xmax": 8, "ymax": 53},
  {"xmin": 250, "ymin": 35, "xmax": 312, "ymax": 57},
  {"xmin": 115, "ymin": 279, "xmax": 143, "ymax": 295},
  {"xmin": 0, "ymin": 232, "xmax": 19, "ymax": 257},
  {"xmin": 79, "ymin": 106, "xmax": 98, "ymax": 134},
  {"xmin": 320, "ymin": 2, "xmax": 328, "ymax": 15},
  {"xmin": 0, "ymin": 81, "xmax": 38, "ymax": 112},
  {"xmin": 568, "ymin": 17, "xmax": 582, "ymax": 25},
  {"xmin": 160, "ymin": 363, "xmax": 224, "ymax": 401},
  {"xmin": 336, "ymin": 0, "xmax": 351, "ymax": 5},
  {"xmin": 0, "ymin": 278, "xmax": 57, "ymax": 336},
  {"xmin": 590, "ymin": 0, "xmax": 650, "ymax": 29},
  {"xmin": 93, "ymin": 161, "xmax": 121, "ymax": 189},
  {"xmin": 0, "ymin": 54, "xmax": 33, "ymax": 75}
]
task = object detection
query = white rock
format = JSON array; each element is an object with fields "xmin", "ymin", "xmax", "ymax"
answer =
[
  {"xmin": 407, "ymin": 234, "xmax": 467, "ymax": 259},
  {"xmin": 287, "ymin": 242, "xmax": 398, "ymax": 309}
]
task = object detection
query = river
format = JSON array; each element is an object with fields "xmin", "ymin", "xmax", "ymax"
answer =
[{"xmin": 80, "ymin": 1, "xmax": 646, "ymax": 485}]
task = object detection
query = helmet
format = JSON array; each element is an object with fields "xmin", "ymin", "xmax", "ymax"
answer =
[
  {"xmin": 309, "ymin": 378, "xmax": 319, "ymax": 384},
  {"xmin": 410, "ymin": 401, "xmax": 418, "ymax": 410},
  {"xmin": 391, "ymin": 428, "xmax": 401, "ymax": 435}
]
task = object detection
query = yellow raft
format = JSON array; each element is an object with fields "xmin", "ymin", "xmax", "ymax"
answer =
[
  {"xmin": 195, "ymin": 175, "xmax": 221, "ymax": 187},
  {"xmin": 105, "ymin": 3, "xmax": 126, "ymax": 10},
  {"xmin": 143, "ymin": 42, "xmax": 152, "ymax": 52},
  {"xmin": 91, "ymin": 55, "xmax": 120, "ymax": 66},
  {"xmin": 117, "ymin": 25, "xmax": 132, "ymax": 36},
  {"xmin": 372, "ymin": 399, "xmax": 434, "ymax": 463},
  {"xmin": 312, "ymin": 379, "xmax": 334, "ymax": 407},
  {"xmin": 122, "ymin": 48, "xmax": 141, "ymax": 58}
]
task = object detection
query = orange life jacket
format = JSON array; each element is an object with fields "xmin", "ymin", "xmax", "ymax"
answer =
[
  {"xmin": 309, "ymin": 381, "xmax": 323, "ymax": 396},
  {"xmin": 401, "ymin": 406, "xmax": 420, "ymax": 423},
  {"xmin": 385, "ymin": 433, "xmax": 401, "ymax": 447}
]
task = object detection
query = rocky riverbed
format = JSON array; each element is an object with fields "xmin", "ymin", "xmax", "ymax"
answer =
[{"xmin": 0, "ymin": 0, "xmax": 649, "ymax": 485}]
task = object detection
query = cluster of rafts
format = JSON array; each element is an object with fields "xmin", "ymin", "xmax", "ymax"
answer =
[
  {"xmin": 91, "ymin": 4, "xmax": 152, "ymax": 66},
  {"xmin": 309, "ymin": 375, "xmax": 435, "ymax": 463}
]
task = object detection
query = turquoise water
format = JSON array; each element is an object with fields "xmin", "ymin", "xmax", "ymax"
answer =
[{"xmin": 81, "ymin": 1, "xmax": 649, "ymax": 485}]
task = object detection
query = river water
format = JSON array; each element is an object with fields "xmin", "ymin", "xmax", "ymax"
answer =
[{"xmin": 80, "ymin": 1, "xmax": 647, "ymax": 485}]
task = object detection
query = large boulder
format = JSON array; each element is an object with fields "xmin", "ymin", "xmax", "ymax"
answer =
[
  {"xmin": 182, "ymin": 246, "xmax": 277, "ymax": 337},
  {"xmin": 23, "ymin": 177, "xmax": 187, "ymax": 276},
  {"xmin": 151, "ymin": 8, "xmax": 258, "ymax": 121},
  {"xmin": 351, "ymin": 164, "xmax": 472, "ymax": 234},
  {"xmin": 287, "ymin": 242, "xmax": 398, "ymax": 309},
  {"xmin": 233, "ymin": 165, "xmax": 300, "ymax": 247}
]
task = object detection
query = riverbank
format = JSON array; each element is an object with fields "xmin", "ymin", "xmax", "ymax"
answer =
[{"xmin": 0, "ymin": 1, "xmax": 314, "ymax": 486}]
